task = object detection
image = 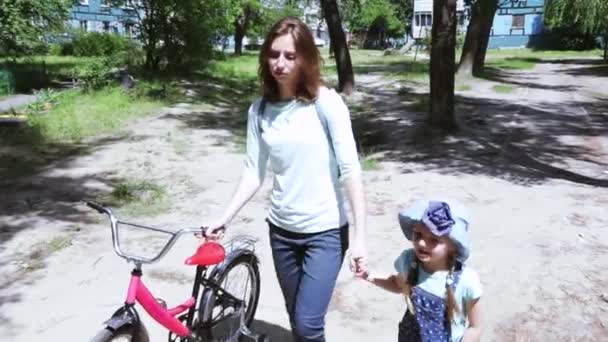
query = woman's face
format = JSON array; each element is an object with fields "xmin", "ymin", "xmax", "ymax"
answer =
[{"xmin": 268, "ymin": 33, "xmax": 299, "ymax": 87}]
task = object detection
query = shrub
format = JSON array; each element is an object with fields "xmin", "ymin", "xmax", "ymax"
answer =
[{"xmin": 72, "ymin": 32, "xmax": 128, "ymax": 57}]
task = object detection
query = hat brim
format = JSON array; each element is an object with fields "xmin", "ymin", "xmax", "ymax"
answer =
[{"xmin": 397, "ymin": 199, "xmax": 471, "ymax": 262}]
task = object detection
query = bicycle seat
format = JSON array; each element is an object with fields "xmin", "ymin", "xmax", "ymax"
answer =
[{"xmin": 184, "ymin": 242, "xmax": 226, "ymax": 266}]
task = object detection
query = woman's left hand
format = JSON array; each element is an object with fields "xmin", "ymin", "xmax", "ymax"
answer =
[{"xmin": 349, "ymin": 237, "xmax": 368, "ymax": 277}]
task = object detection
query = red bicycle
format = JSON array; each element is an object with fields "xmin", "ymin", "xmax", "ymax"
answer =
[{"xmin": 86, "ymin": 201, "xmax": 267, "ymax": 342}]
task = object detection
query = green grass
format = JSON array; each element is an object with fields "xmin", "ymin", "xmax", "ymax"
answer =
[
  {"xmin": 361, "ymin": 155, "xmax": 380, "ymax": 171},
  {"xmin": 486, "ymin": 48, "xmax": 603, "ymax": 59},
  {"xmin": 486, "ymin": 57, "xmax": 538, "ymax": 70},
  {"xmin": 456, "ymin": 84, "xmax": 472, "ymax": 91},
  {"xmin": 0, "ymin": 83, "xmax": 166, "ymax": 179},
  {"xmin": 24, "ymin": 87, "xmax": 161, "ymax": 143},
  {"xmin": 492, "ymin": 84, "xmax": 516, "ymax": 93},
  {"xmin": 110, "ymin": 179, "xmax": 168, "ymax": 216},
  {"xmin": 206, "ymin": 52, "xmax": 259, "ymax": 81}
]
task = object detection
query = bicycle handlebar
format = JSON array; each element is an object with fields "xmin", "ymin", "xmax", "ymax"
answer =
[
  {"xmin": 86, "ymin": 201, "xmax": 106, "ymax": 214},
  {"xmin": 85, "ymin": 201, "xmax": 210, "ymax": 265}
]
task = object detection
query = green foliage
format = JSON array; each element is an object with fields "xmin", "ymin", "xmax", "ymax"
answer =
[
  {"xmin": 25, "ymin": 86, "xmax": 161, "ymax": 143},
  {"xmin": 0, "ymin": 0, "xmax": 70, "ymax": 56},
  {"xmin": 348, "ymin": 0, "xmax": 406, "ymax": 48},
  {"xmin": 253, "ymin": 3, "xmax": 303, "ymax": 38},
  {"xmin": 545, "ymin": 0, "xmax": 608, "ymax": 35},
  {"xmin": 0, "ymin": 68, "xmax": 16, "ymax": 96},
  {"xmin": 107, "ymin": 0, "xmax": 231, "ymax": 71},
  {"xmin": 72, "ymin": 58, "xmax": 115, "ymax": 91},
  {"xmin": 72, "ymin": 32, "xmax": 129, "ymax": 57}
]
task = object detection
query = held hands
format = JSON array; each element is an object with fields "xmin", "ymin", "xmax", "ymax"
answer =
[{"xmin": 349, "ymin": 237, "xmax": 369, "ymax": 279}]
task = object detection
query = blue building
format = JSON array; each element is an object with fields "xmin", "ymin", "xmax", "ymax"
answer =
[
  {"xmin": 488, "ymin": 0, "xmax": 545, "ymax": 49},
  {"xmin": 69, "ymin": 0, "xmax": 139, "ymax": 36}
]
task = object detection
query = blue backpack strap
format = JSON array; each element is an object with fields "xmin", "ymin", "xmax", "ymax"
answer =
[
  {"xmin": 257, "ymin": 98, "xmax": 267, "ymax": 134},
  {"xmin": 315, "ymin": 100, "xmax": 340, "ymax": 178}
]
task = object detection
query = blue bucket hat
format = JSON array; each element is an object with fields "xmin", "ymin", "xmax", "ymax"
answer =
[{"xmin": 398, "ymin": 198, "xmax": 471, "ymax": 262}]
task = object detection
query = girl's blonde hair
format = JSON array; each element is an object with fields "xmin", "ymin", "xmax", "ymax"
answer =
[{"xmin": 403, "ymin": 249, "xmax": 461, "ymax": 322}]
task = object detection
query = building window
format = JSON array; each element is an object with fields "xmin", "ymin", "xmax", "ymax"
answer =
[
  {"xmin": 512, "ymin": 14, "xmax": 525, "ymax": 29},
  {"xmin": 415, "ymin": 13, "xmax": 432, "ymax": 27},
  {"xmin": 79, "ymin": 20, "xmax": 88, "ymax": 31},
  {"xmin": 511, "ymin": 0, "xmax": 528, "ymax": 7},
  {"xmin": 424, "ymin": 14, "xmax": 432, "ymax": 26},
  {"xmin": 103, "ymin": 21, "xmax": 110, "ymax": 32}
]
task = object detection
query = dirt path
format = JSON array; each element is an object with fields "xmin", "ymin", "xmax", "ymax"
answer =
[{"xmin": 1, "ymin": 59, "xmax": 607, "ymax": 341}]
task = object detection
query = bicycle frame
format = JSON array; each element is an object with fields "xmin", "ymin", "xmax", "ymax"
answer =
[
  {"xmin": 126, "ymin": 268, "xmax": 197, "ymax": 337},
  {"xmin": 87, "ymin": 201, "xmax": 255, "ymax": 341}
]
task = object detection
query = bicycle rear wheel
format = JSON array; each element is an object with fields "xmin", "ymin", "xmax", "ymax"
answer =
[{"xmin": 198, "ymin": 253, "xmax": 260, "ymax": 341}]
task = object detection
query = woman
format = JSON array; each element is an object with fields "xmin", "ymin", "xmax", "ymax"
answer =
[{"xmin": 205, "ymin": 17, "xmax": 368, "ymax": 342}]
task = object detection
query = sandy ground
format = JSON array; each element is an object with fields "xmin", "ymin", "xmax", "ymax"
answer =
[{"xmin": 1, "ymin": 59, "xmax": 607, "ymax": 341}]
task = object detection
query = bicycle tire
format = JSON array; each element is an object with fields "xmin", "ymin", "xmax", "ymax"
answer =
[
  {"xmin": 90, "ymin": 324, "xmax": 149, "ymax": 342},
  {"xmin": 198, "ymin": 253, "xmax": 261, "ymax": 340}
]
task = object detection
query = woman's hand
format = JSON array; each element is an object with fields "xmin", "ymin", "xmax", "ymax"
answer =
[
  {"xmin": 349, "ymin": 235, "xmax": 369, "ymax": 278},
  {"xmin": 200, "ymin": 218, "xmax": 227, "ymax": 241}
]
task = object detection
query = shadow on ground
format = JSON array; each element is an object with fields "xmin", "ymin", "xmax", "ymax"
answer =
[
  {"xmin": 249, "ymin": 319, "xmax": 293, "ymax": 341},
  {"xmin": 350, "ymin": 76, "xmax": 608, "ymax": 187}
]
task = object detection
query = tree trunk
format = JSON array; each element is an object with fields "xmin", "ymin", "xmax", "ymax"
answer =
[
  {"xmin": 430, "ymin": 0, "xmax": 457, "ymax": 130},
  {"xmin": 234, "ymin": 25, "xmax": 245, "ymax": 56},
  {"xmin": 233, "ymin": 6, "xmax": 253, "ymax": 56},
  {"xmin": 473, "ymin": 2, "xmax": 498, "ymax": 75},
  {"xmin": 457, "ymin": 0, "xmax": 498, "ymax": 77},
  {"xmin": 604, "ymin": 34, "xmax": 608, "ymax": 61},
  {"xmin": 320, "ymin": 0, "xmax": 355, "ymax": 94}
]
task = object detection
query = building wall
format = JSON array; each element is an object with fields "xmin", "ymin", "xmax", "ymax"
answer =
[
  {"xmin": 411, "ymin": 0, "xmax": 468, "ymax": 39},
  {"xmin": 69, "ymin": 0, "xmax": 139, "ymax": 35},
  {"xmin": 488, "ymin": 0, "xmax": 545, "ymax": 49}
]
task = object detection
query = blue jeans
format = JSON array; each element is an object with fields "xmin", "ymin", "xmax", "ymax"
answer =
[{"xmin": 268, "ymin": 221, "xmax": 349, "ymax": 342}]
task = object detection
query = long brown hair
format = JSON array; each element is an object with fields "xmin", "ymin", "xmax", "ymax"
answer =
[{"xmin": 258, "ymin": 16, "xmax": 323, "ymax": 102}]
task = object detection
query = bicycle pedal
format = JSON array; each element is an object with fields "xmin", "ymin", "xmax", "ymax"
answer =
[{"xmin": 156, "ymin": 297, "xmax": 167, "ymax": 309}]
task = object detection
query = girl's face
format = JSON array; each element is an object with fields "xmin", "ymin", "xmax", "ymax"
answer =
[
  {"xmin": 412, "ymin": 222, "xmax": 453, "ymax": 268},
  {"xmin": 268, "ymin": 34, "xmax": 300, "ymax": 87}
]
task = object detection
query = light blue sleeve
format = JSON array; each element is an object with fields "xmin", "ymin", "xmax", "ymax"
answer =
[
  {"xmin": 315, "ymin": 87, "xmax": 361, "ymax": 179},
  {"xmin": 393, "ymin": 249, "xmax": 415, "ymax": 278},
  {"xmin": 244, "ymin": 99, "xmax": 269, "ymax": 185},
  {"xmin": 460, "ymin": 267, "xmax": 483, "ymax": 301}
]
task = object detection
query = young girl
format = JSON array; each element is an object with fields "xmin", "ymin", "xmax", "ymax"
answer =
[{"xmin": 359, "ymin": 199, "xmax": 482, "ymax": 342}]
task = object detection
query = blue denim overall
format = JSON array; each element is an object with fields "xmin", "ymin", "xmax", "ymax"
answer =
[{"xmin": 398, "ymin": 271, "xmax": 462, "ymax": 342}]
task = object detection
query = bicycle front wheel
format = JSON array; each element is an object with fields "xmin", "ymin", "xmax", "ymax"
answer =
[
  {"xmin": 198, "ymin": 253, "xmax": 260, "ymax": 339},
  {"xmin": 90, "ymin": 324, "xmax": 149, "ymax": 342}
]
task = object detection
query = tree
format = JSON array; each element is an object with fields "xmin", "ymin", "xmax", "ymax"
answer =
[
  {"xmin": 320, "ymin": 0, "xmax": 355, "ymax": 94},
  {"xmin": 349, "ymin": 0, "xmax": 405, "ymax": 48},
  {"xmin": 110, "ymin": 0, "xmax": 230, "ymax": 72},
  {"xmin": 231, "ymin": 1, "xmax": 263, "ymax": 56},
  {"xmin": 0, "ymin": 0, "xmax": 70, "ymax": 56},
  {"xmin": 457, "ymin": 0, "xmax": 500, "ymax": 77},
  {"xmin": 429, "ymin": 0, "xmax": 458, "ymax": 130},
  {"xmin": 545, "ymin": 0, "xmax": 608, "ymax": 60}
]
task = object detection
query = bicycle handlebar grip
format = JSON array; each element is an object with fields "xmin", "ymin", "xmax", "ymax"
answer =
[
  {"xmin": 86, "ymin": 201, "xmax": 105, "ymax": 214},
  {"xmin": 200, "ymin": 226, "xmax": 225, "ymax": 238}
]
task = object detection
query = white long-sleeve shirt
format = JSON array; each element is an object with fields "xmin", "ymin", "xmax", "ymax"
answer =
[{"xmin": 244, "ymin": 86, "xmax": 362, "ymax": 233}]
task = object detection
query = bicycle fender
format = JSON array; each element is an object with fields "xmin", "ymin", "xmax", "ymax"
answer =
[
  {"xmin": 103, "ymin": 306, "xmax": 150, "ymax": 342},
  {"xmin": 210, "ymin": 249, "xmax": 256, "ymax": 280}
]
